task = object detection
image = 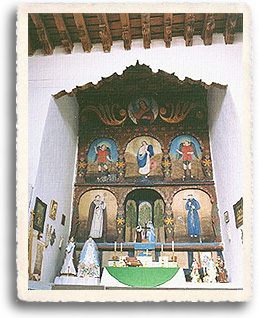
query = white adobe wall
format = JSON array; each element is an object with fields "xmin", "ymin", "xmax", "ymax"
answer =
[
  {"xmin": 30, "ymin": 95, "xmax": 78, "ymax": 283},
  {"xmin": 207, "ymin": 87, "xmax": 243, "ymax": 286},
  {"xmin": 28, "ymin": 33, "xmax": 243, "ymax": 283}
]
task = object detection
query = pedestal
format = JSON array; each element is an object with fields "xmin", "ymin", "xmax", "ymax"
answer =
[{"xmin": 54, "ymin": 276, "xmax": 100, "ymax": 285}]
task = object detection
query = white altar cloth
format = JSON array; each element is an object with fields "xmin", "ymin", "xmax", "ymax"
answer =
[{"xmin": 54, "ymin": 276, "xmax": 100, "ymax": 285}]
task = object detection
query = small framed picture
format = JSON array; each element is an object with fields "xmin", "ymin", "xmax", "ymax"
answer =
[
  {"xmin": 233, "ymin": 198, "xmax": 243, "ymax": 228},
  {"xmin": 224, "ymin": 211, "xmax": 230, "ymax": 223},
  {"xmin": 61, "ymin": 214, "xmax": 66, "ymax": 226},
  {"xmin": 33, "ymin": 197, "xmax": 47, "ymax": 233},
  {"xmin": 49, "ymin": 199, "xmax": 58, "ymax": 220}
]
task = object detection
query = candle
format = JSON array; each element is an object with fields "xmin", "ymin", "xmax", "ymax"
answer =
[
  {"xmin": 161, "ymin": 244, "xmax": 163, "ymax": 252},
  {"xmin": 172, "ymin": 241, "xmax": 174, "ymax": 251},
  {"xmin": 120, "ymin": 242, "xmax": 122, "ymax": 252},
  {"xmin": 114, "ymin": 241, "xmax": 117, "ymax": 252}
]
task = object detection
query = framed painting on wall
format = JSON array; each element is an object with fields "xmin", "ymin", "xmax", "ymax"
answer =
[
  {"xmin": 49, "ymin": 199, "xmax": 58, "ymax": 220},
  {"xmin": 33, "ymin": 197, "xmax": 47, "ymax": 233},
  {"xmin": 233, "ymin": 197, "xmax": 243, "ymax": 228}
]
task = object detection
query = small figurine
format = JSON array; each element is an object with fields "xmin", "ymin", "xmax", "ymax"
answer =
[
  {"xmin": 216, "ymin": 256, "xmax": 228, "ymax": 283},
  {"xmin": 190, "ymin": 258, "xmax": 201, "ymax": 283},
  {"xmin": 60, "ymin": 237, "xmax": 76, "ymax": 276},
  {"xmin": 135, "ymin": 225, "xmax": 143, "ymax": 243},
  {"xmin": 206, "ymin": 257, "xmax": 217, "ymax": 283}
]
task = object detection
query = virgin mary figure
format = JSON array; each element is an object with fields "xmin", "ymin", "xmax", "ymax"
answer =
[
  {"xmin": 77, "ymin": 238, "xmax": 100, "ymax": 278},
  {"xmin": 137, "ymin": 141, "xmax": 154, "ymax": 176}
]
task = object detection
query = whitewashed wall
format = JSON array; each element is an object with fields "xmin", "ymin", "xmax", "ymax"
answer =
[
  {"xmin": 28, "ymin": 33, "xmax": 243, "ymax": 283},
  {"xmin": 30, "ymin": 95, "xmax": 78, "ymax": 283},
  {"xmin": 208, "ymin": 87, "xmax": 243, "ymax": 286}
]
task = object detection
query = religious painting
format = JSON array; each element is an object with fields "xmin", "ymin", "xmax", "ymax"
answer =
[
  {"xmin": 77, "ymin": 189, "xmax": 117, "ymax": 243},
  {"xmin": 128, "ymin": 96, "xmax": 158, "ymax": 125},
  {"xmin": 170, "ymin": 135, "xmax": 203, "ymax": 180},
  {"xmin": 125, "ymin": 200, "xmax": 137, "ymax": 242},
  {"xmin": 125, "ymin": 136, "xmax": 163, "ymax": 178},
  {"xmin": 33, "ymin": 197, "xmax": 47, "ymax": 233},
  {"xmin": 233, "ymin": 197, "xmax": 243, "ymax": 228},
  {"xmin": 87, "ymin": 138, "xmax": 118, "ymax": 180},
  {"xmin": 171, "ymin": 189, "xmax": 215, "ymax": 243},
  {"xmin": 49, "ymin": 199, "xmax": 58, "ymax": 220}
]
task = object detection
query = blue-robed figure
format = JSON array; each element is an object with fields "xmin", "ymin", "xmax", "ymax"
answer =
[
  {"xmin": 137, "ymin": 141, "xmax": 154, "ymax": 176},
  {"xmin": 185, "ymin": 194, "xmax": 201, "ymax": 237}
]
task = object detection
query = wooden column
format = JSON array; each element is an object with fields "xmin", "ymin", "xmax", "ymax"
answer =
[
  {"xmin": 53, "ymin": 13, "xmax": 74, "ymax": 54},
  {"xmin": 184, "ymin": 14, "xmax": 195, "ymax": 46},
  {"xmin": 141, "ymin": 13, "xmax": 151, "ymax": 49},
  {"xmin": 119, "ymin": 13, "xmax": 131, "ymax": 50},
  {"xmin": 224, "ymin": 13, "xmax": 238, "ymax": 44},
  {"xmin": 73, "ymin": 13, "xmax": 92, "ymax": 52},
  {"xmin": 30, "ymin": 13, "xmax": 54, "ymax": 55},
  {"xmin": 201, "ymin": 14, "xmax": 215, "ymax": 46},
  {"xmin": 97, "ymin": 13, "xmax": 112, "ymax": 53},
  {"xmin": 164, "ymin": 13, "xmax": 173, "ymax": 48}
]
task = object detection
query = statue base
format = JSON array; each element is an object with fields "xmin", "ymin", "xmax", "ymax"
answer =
[{"xmin": 54, "ymin": 276, "xmax": 100, "ymax": 286}]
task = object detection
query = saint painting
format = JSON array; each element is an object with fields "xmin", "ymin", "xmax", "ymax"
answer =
[
  {"xmin": 170, "ymin": 135, "xmax": 202, "ymax": 180},
  {"xmin": 87, "ymin": 138, "xmax": 118, "ymax": 177},
  {"xmin": 86, "ymin": 195, "xmax": 107, "ymax": 241},
  {"xmin": 137, "ymin": 141, "xmax": 154, "ymax": 177},
  {"xmin": 128, "ymin": 97, "xmax": 158, "ymax": 125},
  {"xmin": 185, "ymin": 194, "xmax": 201, "ymax": 237},
  {"xmin": 176, "ymin": 140, "xmax": 199, "ymax": 180},
  {"xmin": 94, "ymin": 144, "xmax": 112, "ymax": 176}
]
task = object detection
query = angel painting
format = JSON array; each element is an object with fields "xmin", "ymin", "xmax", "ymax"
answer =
[
  {"xmin": 176, "ymin": 139, "xmax": 199, "ymax": 180},
  {"xmin": 94, "ymin": 144, "xmax": 112, "ymax": 176}
]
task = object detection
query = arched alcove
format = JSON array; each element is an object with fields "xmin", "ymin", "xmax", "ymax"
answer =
[
  {"xmin": 124, "ymin": 189, "xmax": 165, "ymax": 242},
  {"xmin": 77, "ymin": 189, "xmax": 117, "ymax": 243},
  {"xmin": 171, "ymin": 189, "xmax": 215, "ymax": 243}
]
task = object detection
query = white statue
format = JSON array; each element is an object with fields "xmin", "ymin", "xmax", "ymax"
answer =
[
  {"xmin": 190, "ymin": 258, "xmax": 200, "ymax": 283},
  {"xmin": 77, "ymin": 238, "xmax": 100, "ymax": 278},
  {"xmin": 146, "ymin": 221, "xmax": 156, "ymax": 243},
  {"xmin": 60, "ymin": 237, "xmax": 76, "ymax": 276},
  {"xmin": 206, "ymin": 258, "xmax": 217, "ymax": 283}
]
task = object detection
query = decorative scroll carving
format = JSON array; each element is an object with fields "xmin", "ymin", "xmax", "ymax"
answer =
[
  {"xmin": 82, "ymin": 104, "xmax": 127, "ymax": 126},
  {"xmin": 120, "ymin": 13, "xmax": 131, "ymax": 50},
  {"xmin": 30, "ymin": 13, "xmax": 54, "ymax": 55},
  {"xmin": 202, "ymin": 14, "xmax": 215, "ymax": 45},
  {"xmin": 164, "ymin": 13, "xmax": 173, "ymax": 48},
  {"xmin": 184, "ymin": 14, "xmax": 195, "ymax": 46},
  {"xmin": 73, "ymin": 13, "xmax": 92, "ymax": 53},
  {"xmin": 53, "ymin": 14, "xmax": 73, "ymax": 54},
  {"xmin": 97, "ymin": 14, "xmax": 112, "ymax": 53},
  {"xmin": 141, "ymin": 14, "xmax": 151, "ymax": 49},
  {"xmin": 159, "ymin": 102, "xmax": 200, "ymax": 124},
  {"xmin": 224, "ymin": 14, "xmax": 238, "ymax": 44}
]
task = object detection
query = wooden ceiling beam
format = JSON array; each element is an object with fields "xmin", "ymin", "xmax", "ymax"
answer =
[
  {"xmin": 28, "ymin": 34, "xmax": 36, "ymax": 56},
  {"xmin": 29, "ymin": 13, "xmax": 54, "ymax": 55},
  {"xmin": 73, "ymin": 14, "xmax": 92, "ymax": 52},
  {"xmin": 97, "ymin": 13, "xmax": 112, "ymax": 53},
  {"xmin": 202, "ymin": 14, "xmax": 215, "ymax": 45},
  {"xmin": 141, "ymin": 13, "xmax": 151, "ymax": 49},
  {"xmin": 184, "ymin": 13, "xmax": 195, "ymax": 46},
  {"xmin": 53, "ymin": 13, "xmax": 74, "ymax": 54},
  {"xmin": 224, "ymin": 14, "xmax": 238, "ymax": 44},
  {"xmin": 164, "ymin": 13, "xmax": 173, "ymax": 48},
  {"xmin": 119, "ymin": 13, "xmax": 131, "ymax": 50}
]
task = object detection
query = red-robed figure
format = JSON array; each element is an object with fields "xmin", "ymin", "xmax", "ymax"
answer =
[{"xmin": 176, "ymin": 140, "xmax": 199, "ymax": 180}]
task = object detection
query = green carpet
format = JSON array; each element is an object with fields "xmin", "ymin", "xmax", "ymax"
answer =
[{"xmin": 106, "ymin": 267, "xmax": 180, "ymax": 287}]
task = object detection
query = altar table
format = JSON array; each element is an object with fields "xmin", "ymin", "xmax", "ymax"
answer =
[{"xmin": 101, "ymin": 267, "xmax": 186, "ymax": 288}]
